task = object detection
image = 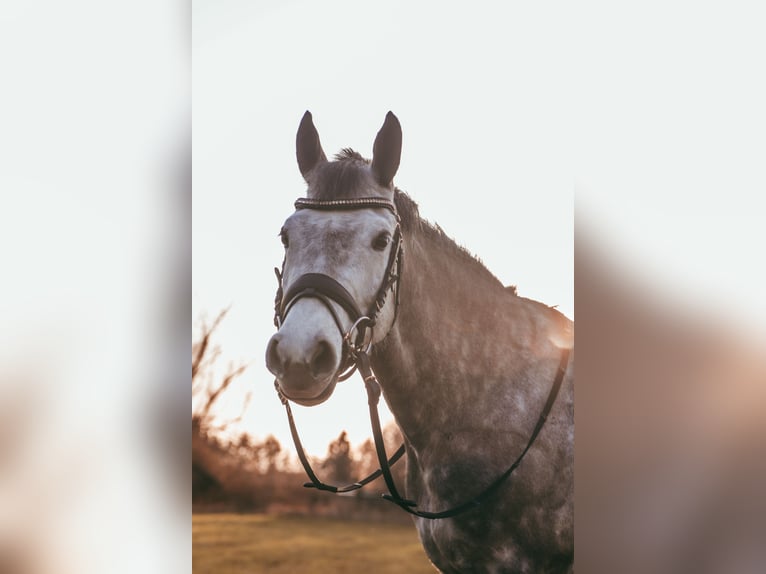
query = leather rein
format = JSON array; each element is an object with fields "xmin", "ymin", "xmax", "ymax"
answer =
[{"xmin": 273, "ymin": 194, "xmax": 570, "ymax": 519}]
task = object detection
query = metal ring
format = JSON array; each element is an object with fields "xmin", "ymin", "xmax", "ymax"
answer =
[
  {"xmin": 343, "ymin": 315, "xmax": 373, "ymax": 350},
  {"xmin": 347, "ymin": 315, "xmax": 372, "ymax": 336}
]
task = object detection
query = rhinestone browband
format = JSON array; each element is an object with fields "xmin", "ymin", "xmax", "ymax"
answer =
[{"xmin": 294, "ymin": 197, "xmax": 399, "ymax": 220}]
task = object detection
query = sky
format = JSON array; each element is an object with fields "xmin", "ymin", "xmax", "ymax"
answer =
[
  {"xmin": 193, "ymin": 1, "xmax": 574, "ymax": 455},
  {"xmin": 193, "ymin": 0, "xmax": 766, "ymax": 457}
]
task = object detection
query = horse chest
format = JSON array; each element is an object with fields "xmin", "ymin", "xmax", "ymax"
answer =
[
  {"xmin": 414, "ymin": 513, "xmax": 535, "ymax": 574},
  {"xmin": 406, "ymin": 451, "xmax": 573, "ymax": 573}
]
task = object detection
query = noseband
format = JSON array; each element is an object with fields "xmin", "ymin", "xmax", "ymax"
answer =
[{"xmin": 272, "ymin": 192, "xmax": 570, "ymax": 520}]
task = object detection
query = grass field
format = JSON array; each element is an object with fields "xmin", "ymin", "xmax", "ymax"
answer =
[{"xmin": 193, "ymin": 513, "xmax": 436, "ymax": 573}]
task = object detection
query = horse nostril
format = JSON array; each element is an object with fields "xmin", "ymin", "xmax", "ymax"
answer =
[
  {"xmin": 309, "ymin": 340, "xmax": 336, "ymax": 379},
  {"xmin": 266, "ymin": 336, "xmax": 284, "ymax": 376}
]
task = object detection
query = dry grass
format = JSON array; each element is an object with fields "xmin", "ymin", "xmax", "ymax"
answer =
[{"xmin": 193, "ymin": 513, "xmax": 436, "ymax": 573}]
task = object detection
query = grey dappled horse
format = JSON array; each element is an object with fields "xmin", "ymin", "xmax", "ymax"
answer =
[{"xmin": 266, "ymin": 112, "xmax": 574, "ymax": 573}]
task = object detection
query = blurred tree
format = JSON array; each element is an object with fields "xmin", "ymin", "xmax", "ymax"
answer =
[
  {"xmin": 322, "ymin": 431, "xmax": 353, "ymax": 485},
  {"xmin": 192, "ymin": 309, "xmax": 252, "ymax": 507},
  {"xmin": 261, "ymin": 435, "xmax": 283, "ymax": 473},
  {"xmin": 356, "ymin": 438, "xmax": 378, "ymax": 478},
  {"xmin": 192, "ymin": 308, "xmax": 249, "ymax": 427}
]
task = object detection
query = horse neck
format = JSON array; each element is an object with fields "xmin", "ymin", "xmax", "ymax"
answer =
[{"xmin": 371, "ymin": 227, "xmax": 567, "ymax": 452}]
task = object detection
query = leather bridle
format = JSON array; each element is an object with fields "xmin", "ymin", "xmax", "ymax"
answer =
[
  {"xmin": 273, "ymin": 196, "xmax": 404, "ymax": 381},
  {"xmin": 272, "ymin": 192, "xmax": 570, "ymax": 519}
]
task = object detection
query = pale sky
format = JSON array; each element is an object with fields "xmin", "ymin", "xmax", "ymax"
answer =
[
  {"xmin": 193, "ymin": 1, "xmax": 573, "ymax": 455},
  {"xmin": 193, "ymin": 0, "xmax": 766, "ymax": 457}
]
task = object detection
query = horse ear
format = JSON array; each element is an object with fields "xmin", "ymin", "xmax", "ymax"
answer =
[
  {"xmin": 371, "ymin": 111, "xmax": 402, "ymax": 187},
  {"xmin": 296, "ymin": 110, "xmax": 327, "ymax": 180}
]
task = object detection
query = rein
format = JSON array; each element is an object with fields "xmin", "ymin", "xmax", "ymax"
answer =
[
  {"xmin": 275, "ymin": 380, "xmax": 406, "ymax": 494},
  {"xmin": 273, "ymin": 193, "xmax": 571, "ymax": 519}
]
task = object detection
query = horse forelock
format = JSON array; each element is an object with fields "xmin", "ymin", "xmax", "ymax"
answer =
[
  {"xmin": 334, "ymin": 148, "xmax": 367, "ymax": 163},
  {"xmin": 307, "ymin": 149, "xmax": 376, "ymax": 200}
]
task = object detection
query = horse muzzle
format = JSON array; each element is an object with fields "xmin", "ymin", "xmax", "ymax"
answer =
[{"xmin": 265, "ymin": 324, "xmax": 341, "ymax": 406}]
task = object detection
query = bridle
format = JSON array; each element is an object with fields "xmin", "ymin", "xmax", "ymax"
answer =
[
  {"xmin": 272, "ymin": 192, "xmax": 570, "ymax": 519},
  {"xmin": 273, "ymin": 196, "xmax": 404, "ymax": 382},
  {"xmin": 272, "ymin": 194, "xmax": 407, "ymax": 493}
]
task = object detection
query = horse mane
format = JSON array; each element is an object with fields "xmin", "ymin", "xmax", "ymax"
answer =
[
  {"xmin": 310, "ymin": 149, "xmax": 508, "ymax": 292},
  {"xmin": 393, "ymin": 189, "xmax": 506, "ymax": 291}
]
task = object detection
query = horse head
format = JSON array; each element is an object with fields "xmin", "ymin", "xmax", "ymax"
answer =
[{"xmin": 266, "ymin": 111, "xmax": 403, "ymax": 406}]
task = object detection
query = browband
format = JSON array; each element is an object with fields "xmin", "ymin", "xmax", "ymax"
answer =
[{"xmin": 294, "ymin": 197, "xmax": 400, "ymax": 221}]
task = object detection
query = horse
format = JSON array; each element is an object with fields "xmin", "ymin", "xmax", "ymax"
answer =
[{"xmin": 265, "ymin": 111, "xmax": 574, "ymax": 573}]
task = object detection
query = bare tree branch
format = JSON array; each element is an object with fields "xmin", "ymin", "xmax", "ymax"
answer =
[
  {"xmin": 192, "ymin": 307, "xmax": 230, "ymax": 383},
  {"xmin": 200, "ymin": 362, "xmax": 249, "ymax": 420},
  {"xmin": 210, "ymin": 390, "xmax": 253, "ymax": 431}
]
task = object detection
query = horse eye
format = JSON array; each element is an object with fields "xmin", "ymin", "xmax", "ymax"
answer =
[
  {"xmin": 279, "ymin": 229, "xmax": 289, "ymax": 248},
  {"xmin": 372, "ymin": 232, "xmax": 390, "ymax": 251}
]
